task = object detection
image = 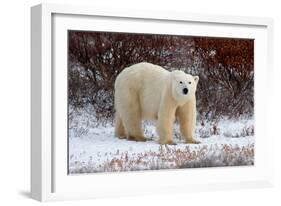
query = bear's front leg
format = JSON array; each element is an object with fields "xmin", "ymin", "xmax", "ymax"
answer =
[
  {"xmin": 157, "ymin": 99, "xmax": 177, "ymax": 145},
  {"xmin": 177, "ymin": 96, "xmax": 201, "ymax": 144},
  {"xmin": 157, "ymin": 117, "xmax": 176, "ymax": 145}
]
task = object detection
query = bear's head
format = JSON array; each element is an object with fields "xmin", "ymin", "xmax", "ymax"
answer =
[{"xmin": 170, "ymin": 70, "xmax": 199, "ymax": 105}]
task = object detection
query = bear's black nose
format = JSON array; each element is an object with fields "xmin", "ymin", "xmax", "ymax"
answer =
[{"xmin": 183, "ymin": 88, "xmax": 188, "ymax": 95}]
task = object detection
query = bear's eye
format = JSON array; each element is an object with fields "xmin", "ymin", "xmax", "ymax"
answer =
[
  {"xmin": 179, "ymin": 81, "xmax": 183, "ymax": 84},
  {"xmin": 188, "ymin": 82, "xmax": 191, "ymax": 84}
]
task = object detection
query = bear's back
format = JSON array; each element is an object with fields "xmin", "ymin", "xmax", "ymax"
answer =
[{"xmin": 115, "ymin": 62, "xmax": 169, "ymax": 91}]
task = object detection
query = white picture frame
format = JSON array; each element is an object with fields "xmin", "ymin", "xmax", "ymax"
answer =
[{"xmin": 31, "ymin": 3, "xmax": 274, "ymax": 202}]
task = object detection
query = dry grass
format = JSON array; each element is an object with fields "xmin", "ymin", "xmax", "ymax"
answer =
[{"xmin": 69, "ymin": 143, "xmax": 254, "ymax": 174}]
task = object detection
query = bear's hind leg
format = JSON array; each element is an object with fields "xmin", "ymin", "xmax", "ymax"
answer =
[
  {"xmin": 115, "ymin": 113, "xmax": 126, "ymax": 139},
  {"xmin": 125, "ymin": 117, "xmax": 146, "ymax": 142},
  {"xmin": 122, "ymin": 101, "xmax": 146, "ymax": 142}
]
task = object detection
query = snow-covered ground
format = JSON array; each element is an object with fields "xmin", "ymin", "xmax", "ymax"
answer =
[{"xmin": 68, "ymin": 107, "xmax": 254, "ymax": 174}]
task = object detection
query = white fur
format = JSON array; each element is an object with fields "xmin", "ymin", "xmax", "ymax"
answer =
[{"xmin": 114, "ymin": 62, "xmax": 199, "ymax": 144}]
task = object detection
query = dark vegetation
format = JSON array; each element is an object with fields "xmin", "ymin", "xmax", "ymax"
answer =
[{"xmin": 68, "ymin": 31, "xmax": 254, "ymax": 121}]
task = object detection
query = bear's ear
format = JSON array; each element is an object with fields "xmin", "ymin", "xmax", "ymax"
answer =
[{"xmin": 193, "ymin": 76, "xmax": 199, "ymax": 84}]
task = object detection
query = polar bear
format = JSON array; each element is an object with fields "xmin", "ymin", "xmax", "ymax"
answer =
[{"xmin": 114, "ymin": 62, "xmax": 200, "ymax": 145}]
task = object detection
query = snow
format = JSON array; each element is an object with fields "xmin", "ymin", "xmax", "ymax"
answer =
[{"xmin": 68, "ymin": 108, "xmax": 254, "ymax": 174}]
